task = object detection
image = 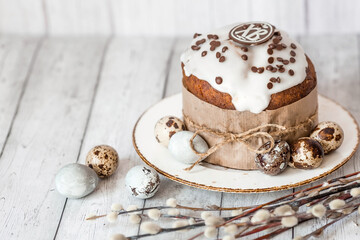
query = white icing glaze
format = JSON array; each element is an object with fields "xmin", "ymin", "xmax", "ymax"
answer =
[{"xmin": 181, "ymin": 23, "xmax": 308, "ymax": 113}]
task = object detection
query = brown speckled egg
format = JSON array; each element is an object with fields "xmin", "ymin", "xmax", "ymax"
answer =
[
  {"xmin": 289, "ymin": 137, "xmax": 324, "ymax": 169},
  {"xmin": 86, "ymin": 145, "xmax": 119, "ymax": 178},
  {"xmin": 154, "ymin": 116, "xmax": 186, "ymax": 147},
  {"xmin": 310, "ymin": 121, "xmax": 344, "ymax": 154},
  {"xmin": 255, "ymin": 140, "xmax": 290, "ymax": 175}
]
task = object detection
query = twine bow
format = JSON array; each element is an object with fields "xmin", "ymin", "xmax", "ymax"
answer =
[{"xmin": 185, "ymin": 119, "xmax": 286, "ymax": 171}]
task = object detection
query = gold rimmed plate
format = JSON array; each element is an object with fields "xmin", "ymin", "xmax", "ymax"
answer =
[{"xmin": 133, "ymin": 93, "xmax": 359, "ymax": 193}]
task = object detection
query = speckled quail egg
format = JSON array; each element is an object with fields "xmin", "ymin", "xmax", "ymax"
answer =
[
  {"xmin": 255, "ymin": 140, "xmax": 290, "ymax": 175},
  {"xmin": 86, "ymin": 145, "xmax": 119, "ymax": 178},
  {"xmin": 289, "ymin": 137, "xmax": 324, "ymax": 169},
  {"xmin": 55, "ymin": 163, "xmax": 99, "ymax": 199},
  {"xmin": 154, "ymin": 116, "xmax": 186, "ymax": 147},
  {"xmin": 310, "ymin": 121, "xmax": 344, "ymax": 154},
  {"xmin": 125, "ymin": 165, "xmax": 160, "ymax": 199},
  {"xmin": 168, "ymin": 131, "xmax": 209, "ymax": 164}
]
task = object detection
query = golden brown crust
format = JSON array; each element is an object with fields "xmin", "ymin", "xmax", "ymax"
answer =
[{"xmin": 182, "ymin": 56, "xmax": 317, "ymax": 111}]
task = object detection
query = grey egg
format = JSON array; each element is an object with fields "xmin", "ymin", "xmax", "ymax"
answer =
[
  {"xmin": 125, "ymin": 165, "xmax": 160, "ymax": 199},
  {"xmin": 168, "ymin": 131, "xmax": 209, "ymax": 164},
  {"xmin": 154, "ymin": 116, "xmax": 186, "ymax": 147},
  {"xmin": 55, "ymin": 163, "xmax": 99, "ymax": 199},
  {"xmin": 289, "ymin": 137, "xmax": 324, "ymax": 169},
  {"xmin": 255, "ymin": 140, "xmax": 290, "ymax": 176},
  {"xmin": 310, "ymin": 121, "xmax": 344, "ymax": 154}
]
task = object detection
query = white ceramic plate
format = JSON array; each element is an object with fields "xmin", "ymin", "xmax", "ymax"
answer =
[{"xmin": 133, "ymin": 94, "xmax": 359, "ymax": 193}]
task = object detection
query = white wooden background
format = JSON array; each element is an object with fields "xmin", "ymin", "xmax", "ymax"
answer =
[
  {"xmin": 0, "ymin": 34, "xmax": 359, "ymax": 240},
  {"xmin": 0, "ymin": 0, "xmax": 360, "ymax": 36}
]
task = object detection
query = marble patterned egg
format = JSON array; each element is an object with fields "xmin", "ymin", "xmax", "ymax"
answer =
[
  {"xmin": 125, "ymin": 165, "xmax": 160, "ymax": 199},
  {"xmin": 168, "ymin": 131, "xmax": 209, "ymax": 164},
  {"xmin": 255, "ymin": 140, "xmax": 290, "ymax": 175},
  {"xmin": 154, "ymin": 116, "xmax": 186, "ymax": 147},
  {"xmin": 289, "ymin": 137, "xmax": 324, "ymax": 169},
  {"xmin": 86, "ymin": 145, "xmax": 119, "ymax": 178},
  {"xmin": 55, "ymin": 163, "xmax": 99, "ymax": 199},
  {"xmin": 310, "ymin": 121, "xmax": 344, "ymax": 154}
]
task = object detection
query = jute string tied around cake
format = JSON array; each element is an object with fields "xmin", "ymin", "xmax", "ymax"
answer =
[{"xmin": 183, "ymin": 112, "xmax": 316, "ymax": 171}]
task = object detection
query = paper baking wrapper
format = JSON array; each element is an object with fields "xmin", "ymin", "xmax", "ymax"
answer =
[{"xmin": 182, "ymin": 86, "xmax": 318, "ymax": 170}]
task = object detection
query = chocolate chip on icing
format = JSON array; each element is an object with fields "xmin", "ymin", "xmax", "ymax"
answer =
[
  {"xmin": 283, "ymin": 60, "xmax": 289, "ymax": 65},
  {"xmin": 277, "ymin": 57, "xmax": 283, "ymax": 62},
  {"xmin": 266, "ymin": 65, "xmax": 273, "ymax": 71},
  {"xmin": 257, "ymin": 67, "xmax": 264, "ymax": 73},
  {"xmin": 215, "ymin": 76, "xmax": 223, "ymax": 84},
  {"xmin": 268, "ymin": 57, "xmax": 274, "ymax": 64},
  {"xmin": 279, "ymin": 67, "xmax": 285, "ymax": 73},
  {"xmin": 191, "ymin": 45, "xmax": 200, "ymax": 51},
  {"xmin": 267, "ymin": 82, "xmax": 273, "ymax": 89},
  {"xmin": 290, "ymin": 57, "xmax": 296, "ymax": 63},
  {"xmin": 271, "ymin": 68, "xmax": 277, "ymax": 73},
  {"xmin": 291, "ymin": 43, "xmax": 297, "ymax": 49},
  {"xmin": 268, "ymin": 43, "xmax": 276, "ymax": 49},
  {"xmin": 196, "ymin": 39, "xmax": 206, "ymax": 45},
  {"xmin": 219, "ymin": 56, "xmax": 226, "ymax": 62},
  {"xmin": 201, "ymin": 51, "xmax": 207, "ymax": 57},
  {"xmin": 193, "ymin": 33, "xmax": 202, "ymax": 38},
  {"xmin": 241, "ymin": 54, "xmax": 248, "ymax": 61},
  {"xmin": 216, "ymin": 52, "xmax": 221, "ymax": 58},
  {"xmin": 222, "ymin": 46, "xmax": 228, "ymax": 53},
  {"xmin": 251, "ymin": 66, "xmax": 258, "ymax": 72},
  {"xmin": 207, "ymin": 34, "xmax": 218, "ymax": 39},
  {"xmin": 270, "ymin": 77, "xmax": 277, "ymax": 83},
  {"xmin": 267, "ymin": 48, "xmax": 273, "ymax": 55},
  {"xmin": 273, "ymin": 37, "xmax": 281, "ymax": 44},
  {"xmin": 209, "ymin": 40, "xmax": 221, "ymax": 51},
  {"xmin": 276, "ymin": 44, "xmax": 283, "ymax": 50},
  {"xmin": 289, "ymin": 69, "xmax": 295, "ymax": 76},
  {"xmin": 241, "ymin": 46, "xmax": 248, "ymax": 52},
  {"xmin": 290, "ymin": 50, "xmax": 296, "ymax": 56},
  {"xmin": 281, "ymin": 43, "xmax": 287, "ymax": 48}
]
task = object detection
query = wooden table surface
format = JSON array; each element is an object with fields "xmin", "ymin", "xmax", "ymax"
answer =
[{"xmin": 0, "ymin": 35, "xmax": 359, "ymax": 240}]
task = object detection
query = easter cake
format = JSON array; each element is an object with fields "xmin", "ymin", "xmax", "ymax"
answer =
[{"xmin": 180, "ymin": 22, "xmax": 319, "ymax": 170}]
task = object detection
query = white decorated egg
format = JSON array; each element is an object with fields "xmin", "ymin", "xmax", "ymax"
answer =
[
  {"xmin": 55, "ymin": 163, "xmax": 99, "ymax": 199},
  {"xmin": 154, "ymin": 116, "xmax": 186, "ymax": 147},
  {"xmin": 125, "ymin": 165, "xmax": 160, "ymax": 199},
  {"xmin": 289, "ymin": 137, "xmax": 324, "ymax": 169},
  {"xmin": 168, "ymin": 131, "xmax": 209, "ymax": 164},
  {"xmin": 310, "ymin": 121, "xmax": 344, "ymax": 154}
]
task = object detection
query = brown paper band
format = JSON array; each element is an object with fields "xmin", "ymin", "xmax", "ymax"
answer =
[{"xmin": 182, "ymin": 86, "xmax": 318, "ymax": 170}]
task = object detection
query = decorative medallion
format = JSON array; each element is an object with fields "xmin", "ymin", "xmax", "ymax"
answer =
[{"xmin": 229, "ymin": 22, "xmax": 275, "ymax": 45}]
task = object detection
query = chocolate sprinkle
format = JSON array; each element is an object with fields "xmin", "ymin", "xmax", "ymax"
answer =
[
  {"xmin": 241, "ymin": 47, "xmax": 248, "ymax": 52},
  {"xmin": 215, "ymin": 76, "xmax": 223, "ymax": 84},
  {"xmin": 279, "ymin": 67, "xmax": 285, "ymax": 73},
  {"xmin": 270, "ymin": 77, "xmax": 281, "ymax": 83},
  {"xmin": 290, "ymin": 57, "xmax": 296, "ymax": 63},
  {"xmin": 289, "ymin": 69, "xmax": 295, "ymax": 76},
  {"xmin": 291, "ymin": 43, "xmax": 297, "ymax": 49},
  {"xmin": 222, "ymin": 46, "xmax": 228, "ymax": 53},
  {"xmin": 267, "ymin": 48, "xmax": 273, "ymax": 55},
  {"xmin": 193, "ymin": 33, "xmax": 201, "ymax": 38},
  {"xmin": 241, "ymin": 54, "xmax": 248, "ymax": 61},
  {"xmin": 276, "ymin": 44, "xmax": 283, "ymax": 50},
  {"xmin": 283, "ymin": 60, "xmax": 289, "ymax": 65},
  {"xmin": 277, "ymin": 57, "xmax": 283, "ymax": 62},
  {"xmin": 201, "ymin": 51, "xmax": 207, "ymax": 57},
  {"xmin": 266, "ymin": 65, "xmax": 273, "ymax": 71},
  {"xmin": 219, "ymin": 56, "xmax": 226, "ymax": 62},
  {"xmin": 271, "ymin": 68, "xmax": 277, "ymax": 73},
  {"xmin": 251, "ymin": 66, "xmax": 258, "ymax": 72},
  {"xmin": 267, "ymin": 82, "xmax": 273, "ymax": 89},
  {"xmin": 269, "ymin": 43, "xmax": 276, "ymax": 49},
  {"xmin": 290, "ymin": 50, "xmax": 296, "ymax": 56},
  {"xmin": 268, "ymin": 57, "xmax": 274, "ymax": 64},
  {"xmin": 207, "ymin": 34, "xmax": 219, "ymax": 40},
  {"xmin": 257, "ymin": 67, "xmax": 264, "ymax": 73},
  {"xmin": 191, "ymin": 45, "xmax": 200, "ymax": 51},
  {"xmin": 273, "ymin": 37, "xmax": 281, "ymax": 44},
  {"xmin": 216, "ymin": 52, "xmax": 221, "ymax": 58},
  {"xmin": 196, "ymin": 39, "xmax": 206, "ymax": 45}
]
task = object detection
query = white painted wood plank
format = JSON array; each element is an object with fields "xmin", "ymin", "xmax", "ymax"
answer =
[
  {"xmin": 307, "ymin": 0, "xmax": 360, "ymax": 34},
  {"xmin": 248, "ymin": 0, "xmax": 306, "ymax": 36},
  {"xmin": 0, "ymin": 37, "xmax": 39, "ymax": 151},
  {"xmin": 139, "ymin": 37, "xmax": 222, "ymax": 240},
  {"xmin": 54, "ymin": 37, "xmax": 174, "ymax": 239},
  {"xmin": 0, "ymin": 0, "xmax": 45, "ymax": 35},
  {"xmin": 0, "ymin": 37, "xmax": 108, "ymax": 240},
  {"xmin": 293, "ymin": 35, "xmax": 360, "ymax": 239},
  {"xmin": 45, "ymin": 0, "xmax": 112, "ymax": 35}
]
